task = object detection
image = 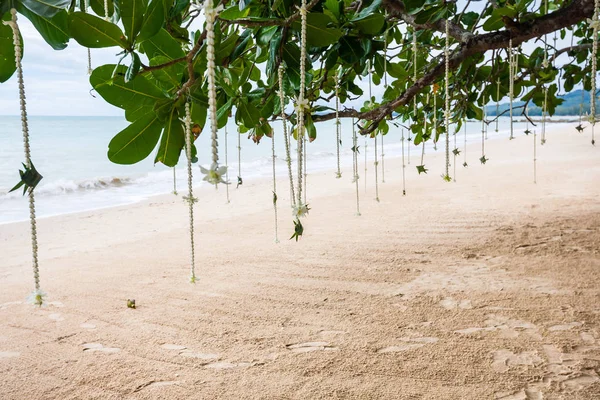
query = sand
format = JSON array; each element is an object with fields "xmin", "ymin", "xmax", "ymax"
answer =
[{"xmin": 1, "ymin": 123, "xmax": 599, "ymax": 399}]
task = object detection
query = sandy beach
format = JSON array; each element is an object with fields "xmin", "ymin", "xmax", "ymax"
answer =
[{"xmin": 1, "ymin": 123, "xmax": 599, "ymax": 399}]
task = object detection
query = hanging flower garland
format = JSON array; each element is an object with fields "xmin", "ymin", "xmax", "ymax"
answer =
[
  {"xmin": 462, "ymin": 118, "xmax": 468, "ymax": 167},
  {"xmin": 443, "ymin": 17, "xmax": 451, "ymax": 182},
  {"xmin": 352, "ymin": 118, "xmax": 361, "ymax": 216},
  {"xmin": 509, "ymin": 38, "xmax": 515, "ymax": 140},
  {"xmin": 290, "ymin": 0, "xmax": 309, "ymax": 241},
  {"xmin": 278, "ymin": 65, "xmax": 296, "ymax": 209},
  {"xmin": 401, "ymin": 128, "xmax": 406, "ymax": 196},
  {"xmin": 417, "ymin": 92, "xmax": 429, "ymax": 175},
  {"xmin": 589, "ymin": 0, "xmax": 600, "ymax": 145},
  {"xmin": 433, "ymin": 84, "xmax": 438, "ymax": 151},
  {"xmin": 183, "ymin": 100, "xmax": 198, "ymax": 283},
  {"xmin": 4, "ymin": 9, "xmax": 45, "ymax": 306},
  {"xmin": 576, "ymin": 75, "xmax": 586, "ymax": 133},
  {"xmin": 200, "ymin": 0, "xmax": 227, "ymax": 186},
  {"xmin": 335, "ymin": 75, "xmax": 342, "ymax": 179},
  {"xmin": 480, "ymin": 83, "xmax": 488, "ymax": 164},
  {"xmin": 541, "ymin": 86, "xmax": 548, "ymax": 145},
  {"xmin": 368, "ymin": 63, "xmax": 380, "ymax": 202}
]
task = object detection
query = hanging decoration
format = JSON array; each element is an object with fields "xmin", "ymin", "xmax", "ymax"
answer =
[
  {"xmin": 463, "ymin": 118, "xmax": 468, "ymax": 167},
  {"xmin": 172, "ymin": 167, "xmax": 177, "ymax": 195},
  {"xmin": 576, "ymin": 75, "xmax": 586, "ymax": 133},
  {"xmin": 381, "ymin": 28, "xmax": 388, "ymax": 184},
  {"xmin": 443, "ymin": 17, "xmax": 451, "ymax": 182},
  {"xmin": 200, "ymin": 0, "xmax": 226, "ymax": 187},
  {"xmin": 480, "ymin": 86, "xmax": 488, "ymax": 165},
  {"xmin": 278, "ymin": 65, "xmax": 295, "ymax": 209},
  {"xmin": 369, "ymin": 63, "xmax": 380, "ymax": 202},
  {"xmin": 590, "ymin": 0, "xmax": 599, "ymax": 146},
  {"xmin": 509, "ymin": 38, "xmax": 515, "ymax": 140},
  {"xmin": 401, "ymin": 128, "xmax": 406, "ymax": 196},
  {"xmin": 541, "ymin": 86, "xmax": 548, "ymax": 145},
  {"xmin": 335, "ymin": 75, "xmax": 342, "ymax": 179},
  {"xmin": 183, "ymin": 99, "xmax": 198, "ymax": 283},
  {"xmin": 290, "ymin": 0, "xmax": 309, "ymax": 241},
  {"xmin": 271, "ymin": 123, "xmax": 279, "ymax": 243},
  {"xmin": 224, "ymin": 125, "xmax": 230, "ymax": 203},
  {"xmin": 433, "ymin": 86, "xmax": 438, "ymax": 151},
  {"xmin": 417, "ymin": 92, "xmax": 429, "ymax": 174},
  {"xmin": 352, "ymin": 118, "xmax": 361, "ymax": 216},
  {"xmin": 364, "ymin": 138, "xmax": 368, "ymax": 193},
  {"xmin": 495, "ymin": 78, "xmax": 500, "ymax": 134},
  {"xmin": 534, "ymin": 127, "xmax": 537, "ymax": 184},
  {"xmin": 409, "ymin": 28, "xmax": 418, "ymax": 165},
  {"xmin": 5, "ymin": 9, "xmax": 45, "ymax": 305}
]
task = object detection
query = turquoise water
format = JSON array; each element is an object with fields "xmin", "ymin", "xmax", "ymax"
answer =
[{"xmin": 0, "ymin": 115, "xmax": 563, "ymax": 223}]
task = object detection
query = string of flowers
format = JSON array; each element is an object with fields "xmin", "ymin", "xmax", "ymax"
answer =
[
  {"xmin": 417, "ymin": 93, "xmax": 429, "ymax": 175},
  {"xmin": 4, "ymin": 9, "xmax": 45, "ymax": 305},
  {"xmin": 401, "ymin": 128, "xmax": 406, "ymax": 195},
  {"xmin": 509, "ymin": 38, "xmax": 514, "ymax": 140},
  {"xmin": 224, "ymin": 125, "xmax": 230, "ymax": 203},
  {"xmin": 443, "ymin": 17, "xmax": 451, "ymax": 182},
  {"xmin": 183, "ymin": 99, "xmax": 197, "ymax": 283},
  {"xmin": 369, "ymin": 64, "xmax": 379, "ymax": 202},
  {"xmin": 290, "ymin": 0, "xmax": 309, "ymax": 241},
  {"xmin": 463, "ymin": 118, "xmax": 468, "ymax": 167},
  {"xmin": 335, "ymin": 75, "xmax": 341, "ymax": 179},
  {"xmin": 201, "ymin": 0, "xmax": 226, "ymax": 186},
  {"xmin": 480, "ymin": 83, "xmax": 488, "ymax": 164},
  {"xmin": 589, "ymin": 0, "xmax": 600, "ymax": 145},
  {"xmin": 278, "ymin": 65, "xmax": 295, "ymax": 208},
  {"xmin": 352, "ymin": 118, "xmax": 361, "ymax": 216},
  {"xmin": 542, "ymin": 86, "xmax": 548, "ymax": 145},
  {"xmin": 409, "ymin": 28, "xmax": 417, "ymax": 165},
  {"xmin": 271, "ymin": 124, "xmax": 279, "ymax": 243}
]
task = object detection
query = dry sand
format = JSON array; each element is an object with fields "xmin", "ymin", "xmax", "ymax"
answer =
[{"xmin": 1, "ymin": 123, "xmax": 599, "ymax": 399}]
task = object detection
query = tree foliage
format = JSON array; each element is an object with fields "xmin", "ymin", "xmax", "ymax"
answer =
[{"xmin": 0, "ymin": 0, "xmax": 597, "ymax": 167}]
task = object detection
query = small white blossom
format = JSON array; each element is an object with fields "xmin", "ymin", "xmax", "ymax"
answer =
[{"xmin": 200, "ymin": 165, "xmax": 228, "ymax": 186}]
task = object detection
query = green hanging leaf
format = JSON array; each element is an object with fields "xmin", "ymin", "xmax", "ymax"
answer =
[
  {"xmin": 120, "ymin": 0, "xmax": 148, "ymax": 41},
  {"xmin": 140, "ymin": 28, "xmax": 186, "ymax": 60},
  {"xmin": 125, "ymin": 52, "xmax": 141, "ymax": 82},
  {"xmin": 236, "ymin": 98, "xmax": 261, "ymax": 128},
  {"xmin": 155, "ymin": 107, "xmax": 185, "ymax": 166},
  {"xmin": 69, "ymin": 12, "xmax": 127, "ymax": 48},
  {"xmin": 137, "ymin": 0, "xmax": 167, "ymax": 42},
  {"xmin": 0, "ymin": 12, "xmax": 17, "ymax": 83},
  {"xmin": 291, "ymin": 13, "xmax": 343, "ymax": 47},
  {"xmin": 90, "ymin": 64, "xmax": 166, "ymax": 110},
  {"xmin": 89, "ymin": 0, "xmax": 114, "ymax": 18},
  {"xmin": 351, "ymin": 14, "xmax": 385, "ymax": 35},
  {"xmin": 219, "ymin": 4, "xmax": 250, "ymax": 20},
  {"xmin": 19, "ymin": 0, "xmax": 70, "ymax": 18},
  {"xmin": 108, "ymin": 112, "xmax": 164, "ymax": 164},
  {"xmin": 17, "ymin": 6, "xmax": 69, "ymax": 50},
  {"xmin": 149, "ymin": 55, "xmax": 184, "ymax": 88}
]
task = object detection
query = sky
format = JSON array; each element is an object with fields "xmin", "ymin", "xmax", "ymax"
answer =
[{"xmin": 0, "ymin": 1, "xmax": 576, "ymax": 116}]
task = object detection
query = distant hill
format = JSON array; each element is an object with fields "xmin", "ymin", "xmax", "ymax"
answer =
[{"xmin": 486, "ymin": 90, "xmax": 592, "ymax": 117}]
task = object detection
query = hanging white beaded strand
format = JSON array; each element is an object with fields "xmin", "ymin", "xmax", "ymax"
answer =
[
  {"xmin": 369, "ymin": 62, "xmax": 379, "ymax": 202},
  {"xmin": 509, "ymin": 38, "xmax": 515, "ymax": 140},
  {"xmin": 401, "ymin": 128, "xmax": 406, "ymax": 196},
  {"xmin": 183, "ymin": 98, "xmax": 198, "ymax": 283},
  {"xmin": 590, "ymin": 0, "xmax": 599, "ymax": 145},
  {"xmin": 443, "ymin": 16, "xmax": 451, "ymax": 182},
  {"xmin": 335, "ymin": 74, "xmax": 342, "ymax": 179},
  {"xmin": 278, "ymin": 65, "xmax": 295, "ymax": 209},
  {"xmin": 352, "ymin": 118, "xmax": 361, "ymax": 216},
  {"xmin": 4, "ymin": 9, "xmax": 45, "ymax": 305}
]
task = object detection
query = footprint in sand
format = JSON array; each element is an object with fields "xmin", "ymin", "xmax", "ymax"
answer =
[
  {"xmin": 494, "ymin": 338, "xmax": 600, "ymax": 398},
  {"xmin": 0, "ymin": 351, "xmax": 20, "ymax": 359},
  {"xmin": 378, "ymin": 337, "xmax": 439, "ymax": 353},
  {"xmin": 48, "ymin": 313, "xmax": 64, "ymax": 322},
  {"xmin": 286, "ymin": 341, "xmax": 339, "ymax": 353},
  {"xmin": 82, "ymin": 343, "xmax": 120, "ymax": 353},
  {"xmin": 455, "ymin": 314, "xmax": 540, "ymax": 340},
  {"xmin": 547, "ymin": 321, "xmax": 583, "ymax": 332},
  {"xmin": 440, "ymin": 297, "xmax": 472, "ymax": 310},
  {"xmin": 491, "ymin": 349, "xmax": 543, "ymax": 373}
]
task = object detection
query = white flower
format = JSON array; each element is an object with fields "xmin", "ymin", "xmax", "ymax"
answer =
[
  {"xmin": 200, "ymin": 165, "xmax": 228, "ymax": 186},
  {"xmin": 293, "ymin": 203, "xmax": 310, "ymax": 218},
  {"xmin": 294, "ymin": 97, "xmax": 310, "ymax": 114},
  {"xmin": 587, "ymin": 113, "xmax": 596, "ymax": 124},
  {"xmin": 26, "ymin": 289, "xmax": 46, "ymax": 306},
  {"xmin": 588, "ymin": 18, "xmax": 600, "ymax": 31}
]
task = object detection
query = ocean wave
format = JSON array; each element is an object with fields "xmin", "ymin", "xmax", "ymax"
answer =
[{"xmin": 0, "ymin": 176, "xmax": 134, "ymax": 199}]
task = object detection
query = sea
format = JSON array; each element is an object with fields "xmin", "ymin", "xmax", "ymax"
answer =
[{"xmin": 0, "ymin": 115, "xmax": 576, "ymax": 224}]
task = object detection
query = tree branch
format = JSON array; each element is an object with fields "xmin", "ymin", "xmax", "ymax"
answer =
[{"xmin": 313, "ymin": 0, "xmax": 595, "ymax": 135}]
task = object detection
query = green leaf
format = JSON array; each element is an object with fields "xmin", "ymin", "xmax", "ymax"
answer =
[
  {"xmin": 125, "ymin": 52, "xmax": 141, "ymax": 83},
  {"xmin": 292, "ymin": 13, "xmax": 343, "ymax": 47},
  {"xmin": 89, "ymin": 0, "xmax": 114, "ymax": 17},
  {"xmin": 236, "ymin": 98, "xmax": 261, "ymax": 128},
  {"xmin": 137, "ymin": 0, "xmax": 166, "ymax": 42},
  {"xmin": 18, "ymin": 6, "xmax": 69, "ymax": 50},
  {"xmin": 108, "ymin": 112, "xmax": 164, "ymax": 164},
  {"xmin": 69, "ymin": 12, "xmax": 127, "ymax": 48},
  {"xmin": 0, "ymin": 12, "xmax": 17, "ymax": 82},
  {"xmin": 219, "ymin": 4, "xmax": 250, "ymax": 20},
  {"xmin": 155, "ymin": 107, "xmax": 185, "ymax": 166},
  {"xmin": 120, "ymin": 0, "xmax": 147, "ymax": 41},
  {"xmin": 90, "ymin": 64, "xmax": 166, "ymax": 110},
  {"xmin": 351, "ymin": 13, "xmax": 384, "ymax": 35},
  {"xmin": 482, "ymin": 7, "xmax": 517, "ymax": 32},
  {"xmin": 150, "ymin": 55, "xmax": 184, "ymax": 88},
  {"xmin": 20, "ymin": 0, "xmax": 70, "ymax": 18},
  {"xmin": 140, "ymin": 28, "xmax": 185, "ymax": 60}
]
